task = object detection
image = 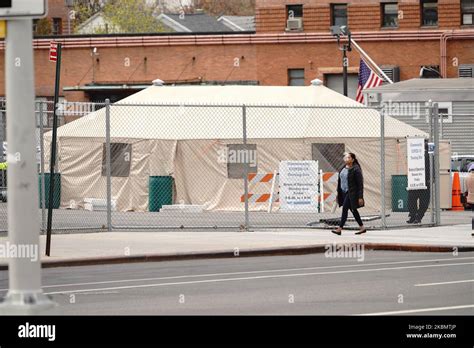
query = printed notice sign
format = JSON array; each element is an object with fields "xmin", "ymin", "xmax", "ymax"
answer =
[
  {"xmin": 407, "ymin": 137, "xmax": 427, "ymax": 190},
  {"xmin": 279, "ymin": 160, "xmax": 319, "ymax": 211}
]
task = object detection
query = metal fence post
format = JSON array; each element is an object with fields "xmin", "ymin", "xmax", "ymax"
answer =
[
  {"xmin": 243, "ymin": 105, "xmax": 249, "ymax": 231},
  {"xmin": 380, "ymin": 101, "xmax": 386, "ymax": 229},
  {"xmin": 39, "ymin": 101, "xmax": 46, "ymax": 233},
  {"xmin": 105, "ymin": 99, "xmax": 112, "ymax": 232},
  {"xmin": 1, "ymin": 108, "xmax": 4, "ymax": 191},
  {"xmin": 432, "ymin": 103, "xmax": 441, "ymax": 226},
  {"xmin": 427, "ymin": 101, "xmax": 435, "ymax": 225},
  {"xmin": 430, "ymin": 151, "xmax": 435, "ymax": 226}
]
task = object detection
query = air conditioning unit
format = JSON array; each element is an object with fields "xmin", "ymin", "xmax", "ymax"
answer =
[
  {"xmin": 459, "ymin": 64, "xmax": 474, "ymax": 78},
  {"xmin": 381, "ymin": 66, "xmax": 400, "ymax": 83},
  {"xmin": 286, "ymin": 18, "xmax": 303, "ymax": 31}
]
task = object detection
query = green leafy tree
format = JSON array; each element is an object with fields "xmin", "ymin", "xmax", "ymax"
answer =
[
  {"xmin": 192, "ymin": 0, "xmax": 255, "ymax": 16},
  {"xmin": 72, "ymin": 0, "xmax": 104, "ymax": 30},
  {"xmin": 35, "ymin": 18, "xmax": 52, "ymax": 36},
  {"xmin": 102, "ymin": 0, "xmax": 165, "ymax": 33}
]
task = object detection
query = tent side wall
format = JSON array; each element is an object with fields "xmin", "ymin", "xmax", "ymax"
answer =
[
  {"xmin": 174, "ymin": 137, "xmax": 400, "ymax": 213},
  {"xmin": 173, "ymin": 136, "xmax": 436, "ymax": 214},
  {"xmin": 45, "ymin": 135, "xmax": 405, "ymax": 214},
  {"xmin": 43, "ymin": 136, "xmax": 177, "ymax": 212}
]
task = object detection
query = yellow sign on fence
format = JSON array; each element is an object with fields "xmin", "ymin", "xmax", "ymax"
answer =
[{"xmin": 0, "ymin": 21, "xmax": 6, "ymax": 38}]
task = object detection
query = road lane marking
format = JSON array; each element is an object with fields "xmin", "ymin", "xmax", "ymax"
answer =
[
  {"xmin": 415, "ymin": 279, "xmax": 474, "ymax": 287},
  {"xmin": 43, "ymin": 262, "xmax": 474, "ymax": 295},
  {"xmin": 1, "ymin": 256, "xmax": 472, "ymax": 292},
  {"xmin": 358, "ymin": 304, "xmax": 474, "ymax": 315},
  {"xmin": 1, "ymin": 256, "xmax": 472, "ymax": 291}
]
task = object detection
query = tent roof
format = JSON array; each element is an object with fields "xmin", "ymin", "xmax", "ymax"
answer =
[
  {"xmin": 54, "ymin": 85, "xmax": 427, "ymax": 140},
  {"xmin": 117, "ymin": 84, "xmax": 363, "ymax": 106}
]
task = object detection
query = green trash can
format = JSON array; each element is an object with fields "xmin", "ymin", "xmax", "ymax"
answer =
[
  {"xmin": 391, "ymin": 175, "xmax": 408, "ymax": 212},
  {"xmin": 149, "ymin": 176, "xmax": 173, "ymax": 212},
  {"xmin": 39, "ymin": 173, "xmax": 61, "ymax": 209}
]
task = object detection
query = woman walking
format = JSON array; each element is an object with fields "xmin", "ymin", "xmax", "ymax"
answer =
[{"xmin": 331, "ymin": 152, "xmax": 367, "ymax": 235}]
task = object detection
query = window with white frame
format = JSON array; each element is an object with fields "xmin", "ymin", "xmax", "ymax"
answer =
[
  {"xmin": 462, "ymin": 0, "xmax": 474, "ymax": 25},
  {"xmin": 437, "ymin": 102, "xmax": 452, "ymax": 123},
  {"xmin": 425, "ymin": 102, "xmax": 452, "ymax": 123}
]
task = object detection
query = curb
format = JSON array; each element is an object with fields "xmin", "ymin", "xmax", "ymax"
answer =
[{"xmin": 1, "ymin": 243, "xmax": 473, "ymax": 270}]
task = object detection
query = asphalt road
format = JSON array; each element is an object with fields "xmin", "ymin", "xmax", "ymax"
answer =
[{"xmin": 0, "ymin": 251, "xmax": 473, "ymax": 315}]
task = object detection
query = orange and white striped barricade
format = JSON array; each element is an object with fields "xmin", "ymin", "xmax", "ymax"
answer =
[{"xmin": 240, "ymin": 172, "xmax": 279, "ymax": 211}]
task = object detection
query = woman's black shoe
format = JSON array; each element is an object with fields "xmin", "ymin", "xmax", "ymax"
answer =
[
  {"xmin": 331, "ymin": 229, "xmax": 342, "ymax": 236},
  {"xmin": 406, "ymin": 218, "xmax": 415, "ymax": 224},
  {"xmin": 355, "ymin": 229, "xmax": 367, "ymax": 235}
]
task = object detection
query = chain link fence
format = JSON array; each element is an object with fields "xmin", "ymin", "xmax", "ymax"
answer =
[{"xmin": 0, "ymin": 98, "xmax": 472, "ymax": 233}]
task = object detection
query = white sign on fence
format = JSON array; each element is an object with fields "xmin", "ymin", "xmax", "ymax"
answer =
[
  {"xmin": 279, "ymin": 160, "xmax": 319, "ymax": 211},
  {"xmin": 407, "ymin": 137, "xmax": 427, "ymax": 190}
]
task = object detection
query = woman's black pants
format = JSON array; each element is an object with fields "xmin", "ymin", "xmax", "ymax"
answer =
[{"xmin": 339, "ymin": 192, "xmax": 363, "ymax": 228}]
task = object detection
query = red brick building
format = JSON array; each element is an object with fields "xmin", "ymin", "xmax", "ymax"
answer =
[
  {"xmin": 0, "ymin": 0, "xmax": 473, "ymax": 102},
  {"xmin": 34, "ymin": 0, "xmax": 72, "ymax": 36}
]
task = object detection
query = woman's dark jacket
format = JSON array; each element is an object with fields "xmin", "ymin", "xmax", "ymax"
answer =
[{"xmin": 337, "ymin": 164, "xmax": 364, "ymax": 209}]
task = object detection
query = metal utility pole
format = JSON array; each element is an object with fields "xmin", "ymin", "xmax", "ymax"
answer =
[
  {"xmin": 45, "ymin": 42, "xmax": 62, "ymax": 256},
  {"xmin": 330, "ymin": 25, "xmax": 352, "ymax": 97},
  {"xmin": 0, "ymin": 18, "xmax": 55, "ymax": 314},
  {"xmin": 342, "ymin": 48, "xmax": 349, "ymax": 97}
]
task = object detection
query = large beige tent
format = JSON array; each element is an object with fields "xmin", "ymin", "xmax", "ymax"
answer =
[{"xmin": 45, "ymin": 84, "xmax": 427, "ymax": 212}]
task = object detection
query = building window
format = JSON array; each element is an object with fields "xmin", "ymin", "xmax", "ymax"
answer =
[
  {"xmin": 287, "ymin": 4, "xmax": 303, "ymax": 19},
  {"xmin": 437, "ymin": 102, "xmax": 453, "ymax": 123},
  {"xmin": 312, "ymin": 143, "xmax": 346, "ymax": 172},
  {"xmin": 462, "ymin": 0, "xmax": 474, "ymax": 25},
  {"xmin": 286, "ymin": 4, "xmax": 303, "ymax": 30},
  {"xmin": 226, "ymin": 144, "xmax": 257, "ymax": 179},
  {"xmin": 52, "ymin": 18, "xmax": 62, "ymax": 35},
  {"xmin": 102, "ymin": 143, "xmax": 132, "ymax": 177},
  {"xmin": 324, "ymin": 73, "xmax": 359, "ymax": 100},
  {"xmin": 421, "ymin": 0, "xmax": 438, "ymax": 26},
  {"xmin": 331, "ymin": 4, "xmax": 348, "ymax": 26},
  {"xmin": 288, "ymin": 69, "xmax": 305, "ymax": 86},
  {"xmin": 424, "ymin": 102, "xmax": 452, "ymax": 123},
  {"xmin": 382, "ymin": 3, "xmax": 398, "ymax": 27}
]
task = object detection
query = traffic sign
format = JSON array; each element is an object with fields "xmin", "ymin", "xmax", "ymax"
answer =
[
  {"xmin": 0, "ymin": 0, "xmax": 47, "ymax": 19},
  {"xmin": 428, "ymin": 142, "xmax": 435, "ymax": 154},
  {"xmin": 49, "ymin": 41, "xmax": 58, "ymax": 62}
]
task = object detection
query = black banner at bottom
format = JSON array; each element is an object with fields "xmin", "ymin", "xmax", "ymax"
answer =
[{"xmin": 0, "ymin": 315, "xmax": 472, "ymax": 347}]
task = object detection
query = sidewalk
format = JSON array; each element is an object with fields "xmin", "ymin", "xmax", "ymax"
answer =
[{"xmin": 1, "ymin": 224, "xmax": 473, "ymax": 269}]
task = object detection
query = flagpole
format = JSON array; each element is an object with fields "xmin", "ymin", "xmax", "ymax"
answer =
[{"xmin": 350, "ymin": 38, "xmax": 394, "ymax": 84}]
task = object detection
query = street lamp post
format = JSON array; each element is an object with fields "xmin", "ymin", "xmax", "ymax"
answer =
[{"xmin": 330, "ymin": 25, "xmax": 352, "ymax": 97}]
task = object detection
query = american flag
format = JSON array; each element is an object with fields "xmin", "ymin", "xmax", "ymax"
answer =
[{"xmin": 356, "ymin": 59, "xmax": 384, "ymax": 104}]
